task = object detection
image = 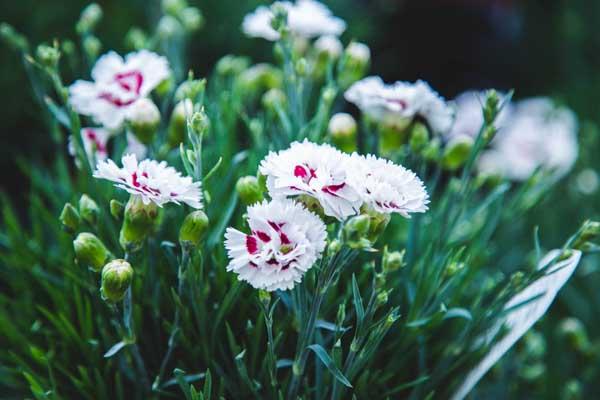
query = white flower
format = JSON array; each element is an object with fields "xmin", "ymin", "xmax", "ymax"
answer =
[
  {"xmin": 259, "ymin": 140, "xmax": 362, "ymax": 220},
  {"xmin": 69, "ymin": 50, "xmax": 170, "ymax": 129},
  {"xmin": 345, "ymin": 42, "xmax": 370, "ymax": 64},
  {"xmin": 349, "ymin": 154, "xmax": 429, "ymax": 217},
  {"xmin": 68, "ymin": 127, "xmax": 110, "ymax": 163},
  {"xmin": 478, "ymin": 97, "xmax": 578, "ymax": 181},
  {"xmin": 242, "ymin": 0, "xmax": 346, "ymax": 41},
  {"xmin": 447, "ymin": 90, "xmax": 512, "ymax": 141},
  {"xmin": 344, "ymin": 76, "xmax": 454, "ymax": 134},
  {"xmin": 225, "ymin": 199, "xmax": 327, "ymax": 291},
  {"xmin": 125, "ymin": 97, "xmax": 160, "ymax": 126},
  {"xmin": 94, "ymin": 154, "xmax": 202, "ymax": 208},
  {"xmin": 328, "ymin": 112, "xmax": 357, "ymax": 136},
  {"xmin": 314, "ymin": 35, "xmax": 343, "ymax": 58}
]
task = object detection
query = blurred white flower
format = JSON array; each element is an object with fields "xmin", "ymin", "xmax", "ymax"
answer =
[
  {"xmin": 242, "ymin": 0, "xmax": 346, "ymax": 41},
  {"xmin": 344, "ymin": 76, "xmax": 454, "ymax": 134},
  {"xmin": 69, "ymin": 50, "xmax": 170, "ymax": 129},
  {"xmin": 345, "ymin": 42, "xmax": 370, "ymax": 64},
  {"xmin": 576, "ymin": 168, "xmax": 599, "ymax": 195},
  {"xmin": 314, "ymin": 35, "xmax": 343, "ymax": 58},
  {"xmin": 259, "ymin": 140, "xmax": 362, "ymax": 220},
  {"xmin": 350, "ymin": 154, "xmax": 429, "ymax": 217},
  {"xmin": 225, "ymin": 199, "xmax": 327, "ymax": 291},
  {"xmin": 478, "ymin": 97, "xmax": 578, "ymax": 181},
  {"xmin": 68, "ymin": 127, "xmax": 110, "ymax": 163},
  {"xmin": 94, "ymin": 154, "xmax": 202, "ymax": 208}
]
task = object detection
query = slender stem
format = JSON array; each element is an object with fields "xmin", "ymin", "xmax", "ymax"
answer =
[
  {"xmin": 153, "ymin": 247, "xmax": 191, "ymax": 390},
  {"xmin": 123, "ymin": 286, "xmax": 151, "ymax": 392}
]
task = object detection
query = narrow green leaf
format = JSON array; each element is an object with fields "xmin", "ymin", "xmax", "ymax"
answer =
[
  {"xmin": 307, "ymin": 344, "xmax": 352, "ymax": 388},
  {"xmin": 351, "ymin": 274, "xmax": 364, "ymax": 325}
]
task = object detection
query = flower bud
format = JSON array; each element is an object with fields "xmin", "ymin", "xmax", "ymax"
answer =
[
  {"xmin": 167, "ymin": 99, "xmax": 193, "ymax": 147},
  {"xmin": 573, "ymin": 220, "xmax": 600, "ymax": 250},
  {"xmin": 216, "ymin": 55, "xmax": 250, "ymax": 77},
  {"xmin": 382, "ymin": 248, "xmax": 405, "ymax": 272},
  {"xmin": 179, "ymin": 210, "xmax": 209, "ymax": 247},
  {"xmin": 76, "ymin": 3, "xmax": 103, "ymax": 34},
  {"xmin": 110, "ymin": 199, "xmax": 124, "ymax": 220},
  {"xmin": 409, "ymin": 122, "xmax": 429, "ymax": 153},
  {"xmin": 343, "ymin": 215, "xmax": 372, "ymax": 249},
  {"xmin": 328, "ymin": 239, "xmax": 342, "ymax": 257},
  {"xmin": 338, "ymin": 42, "xmax": 370, "ymax": 89},
  {"xmin": 442, "ymin": 135, "xmax": 473, "ymax": 171},
  {"xmin": 0, "ymin": 23, "xmax": 28, "ymax": 52},
  {"xmin": 423, "ymin": 137, "xmax": 441, "ymax": 162},
  {"xmin": 238, "ymin": 64, "xmax": 283, "ymax": 95},
  {"xmin": 157, "ymin": 15, "xmax": 183, "ymax": 39},
  {"xmin": 101, "ymin": 259, "xmax": 133, "ymax": 302},
  {"xmin": 321, "ymin": 86, "xmax": 337, "ymax": 106},
  {"xmin": 294, "ymin": 58, "xmax": 308, "ymax": 77},
  {"xmin": 378, "ymin": 124, "xmax": 409, "ymax": 156},
  {"xmin": 162, "ymin": 0, "xmax": 187, "ymax": 16},
  {"xmin": 125, "ymin": 27, "xmax": 148, "ymax": 50},
  {"xmin": 376, "ymin": 290, "xmax": 389, "ymax": 307},
  {"xmin": 83, "ymin": 36, "xmax": 102, "ymax": 62},
  {"xmin": 60, "ymin": 203, "xmax": 80, "ymax": 233},
  {"xmin": 314, "ymin": 35, "xmax": 343, "ymax": 60},
  {"xmin": 126, "ymin": 98, "xmax": 160, "ymax": 144},
  {"xmin": 119, "ymin": 195, "xmax": 160, "ymax": 252},
  {"xmin": 74, "ymin": 232, "xmax": 111, "ymax": 272},
  {"xmin": 175, "ymin": 79, "xmax": 206, "ymax": 102},
  {"xmin": 262, "ymin": 88, "xmax": 286, "ymax": 112},
  {"xmin": 236, "ymin": 176, "xmax": 264, "ymax": 205},
  {"xmin": 328, "ymin": 113, "xmax": 357, "ymax": 153},
  {"xmin": 36, "ymin": 44, "xmax": 60, "ymax": 68},
  {"xmin": 562, "ymin": 380, "xmax": 582, "ymax": 400},
  {"xmin": 258, "ymin": 290, "xmax": 271, "ymax": 308},
  {"xmin": 79, "ymin": 194, "xmax": 100, "ymax": 226},
  {"xmin": 180, "ymin": 7, "xmax": 204, "ymax": 32},
  {"xmin": 364, "ymin": 208, "xmax": 391, "ymax": 243},
  {"xmin": 190, "ymin": 109, "xmax": 210, "ymax": 137},
  {"xmin": 270, "ymin": 3, "xmax": 289, "ymax": 35},
  {"xmin": 483, "ymin": 89, "xmax": 500, "ymax": 125}
]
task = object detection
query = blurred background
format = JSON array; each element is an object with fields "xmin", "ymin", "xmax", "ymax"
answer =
[{"xmin": 2, "ymin": 0, "xmax": 600, "ymax": 397}]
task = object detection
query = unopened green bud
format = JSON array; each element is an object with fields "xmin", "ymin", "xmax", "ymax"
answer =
[
  {"xmin": 157, "ymin": 15, "xmax": 183, "ymax": 39},
  {"xmin": 74, "ymin": 232, "xmax": 111, "ymax": 271},
  {"xmin": 36, "ymin": 44, "xmax": 60, "ymax": 68},
  {"xmin": 190, "ymin": 109, "xmax": 210, "ymax": 137},
  {"xmin": 101, "ymin": 259, "xmax": 133, "ymax": 302},
  {"xmin": 343, "ymin": 215, "xmax": 371, "ymax": 249},
  {"xmin": 162, "ymin": 0, "xmax": 187, "ymax": 15},
  {"xmin": 509, "ymin": 271, "xmax": 525, "ymax": 289},
  {"xmin": 120, "ymin": 195, "xmax": 159, "ymax": 251},
  {"xmin": 175, "ymin": 78, "xmax": 206, "ymax": 102},
  {"xmin": 364, "ymin": 208, "xmax": 391, "ymax": 243},
  {"xmin": 236, "ymin": 176, "xmax": 264, "ymax": 205},
  {"xmin": 155, "ymin": 75, "xmax": 174, "ymax": 97},
  {"xmin": 126, "ymin": 98, "xmax": 160, "ymax": 144},
  {"xmin": 382, "ymin": 248, "xmax": 405, "ymax": 272},
  {"xmin": 484, "ymin": 89, "xmax": 500, "ymax": 124},
  {"xmin": 216, "ymin": 55, "xmax": 250, "ymax": 77},
  {"xmin": 558, "ymin": 318, "xmax": 590, "ymax": 352},
  {"xmin": 258, "ymin": 290, "xmax": 271, "ymax": 308},
  {"xmin": 82, "ymin": 35, "xmax": 101, "ymax": 61},
  {"xmin": 262, "ymin": 88, "xmax": 286, "ymax": 111},
  {"xmin": 76, "ymin": 3, "xmax": 103, "ymax": 34},
  {"xmin": 168, "ymin": 99, "xmax": 193, "ymax": 147},
  {"xmin": 110, "ymin": 199, "xmax": 124, "ymax": 220},
  {"xmin": 125, "ymin": 27, "xmax": 148, "ymax": 50},
  {"xmin": 180, "ymin": 7, "xmax": 204, "ymax": 32},
  {"xmin": 409, "ymin": 122, "xmax": 429, "ymax": 153},
  {"xmin": 0, "ymin": 23, "xmax": 28, "ymax": 52},
  {"xmin": 238, "ymin": 64, "xmax": 283, "ymax": 94},
  {"xmin": 79, "ymin": 194, "xmax": 99, "ymax": 226},
  {"xmin": 423, "ymin": 137, "xmax": 441, "ymax": 162},
  {"xmin": 482, "ymin": 125, "xmax": 496, "ymax": 142},
  {"xmin": 442, "ymin": 135, "xmax": 473, "ymax": 171},
  {"xmin": 328, "ymin": 239, "xmax": 342, "ymax": 257},
  {"xmin": 60, "ymin": 203, "xmax": 80, "ymax": 232},
  {"xmin": 295, "ymin": 58, "xmax": 308, "ymax": 77},
  {"xmin": 322, "ymin": 86, "xmax": 337, "ymax": 107},
  {"xmin": 573, "ymin": 220, "xmax": 600, "ymax": 250},
  {"xmin": 376, "ymin": 290, "xmax": 389, "ymax": 307},
  {"xmin": 338, "ymin": 42, "xmax": 371, "ymax": 89},
  {"xmin": 270, "ymin": 3, "xmax": 289, "ymax": 35},
  {"xmin": 328, "ymin": 113, "xmax": 357, "ymax": 153},
  {"xmin": 378, "ymin": 124, "xmax": 408, "ymax": 156},
  {"xmin": 61, "ymin": 40, "xmax": 76, "ymax": 57},
  {"xmin": 179, "ymin": 210, "xmax": 209, "ymax": 247}
]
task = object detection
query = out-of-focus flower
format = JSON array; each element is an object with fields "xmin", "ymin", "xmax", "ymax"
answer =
[
  {"xmin": 69, "ymin": 127, "xmax": 110, "ymax": 163},
  {"xmin": 94, "ymin": 154, "xmax": 202, "ymax": 208},
  {"xmin": 478, "ymin": 98, "xmax": 578, "ymax": 181},
  {"xmin": 576, "ymin": 168, "xmax": 599, "ymax": 195},
  {"xmin": 345, "ymin": 76, "xmax": 454, "ymax": 134},
  {"xmin": 349, "ymin": 154, "xmax": 429, "ymax": 217},
  {"xmin": 242, "ymin": 0, "xmax": 346, "ymax": 41},
  {"xmin": 259, "ymin": 140, "xmax": 362, "ymax": 221},
  {"xmin": 225, "ymin": 199, "xmax": 327, "ymax": 291},
  {"xmin": 314, "ymin": 35, "xmax": 343, "ymax": 59},
  {"xmin": 69, "ymin": 50, "xmax": 170, "ymax": 129},
  {"xmin": 328, "ymin": 112, "xmax": 357, "ymax": 153}
]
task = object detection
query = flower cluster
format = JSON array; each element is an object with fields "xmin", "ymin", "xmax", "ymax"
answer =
[
  {"xmin": 242, "ymin": 0, "xmax": 346, "ymax": 41},
  {"xmin": 225, "ymin": 140, "xmax": 429, "ymax": 291},
  {"xmin": 345, "ymin": 76, "xmax": 454, "ymax": 134},
  {"xmin": 69, "ymin": 50, "xmax": 170, "ymax": 129},
  {"xmin": 94, "ymin": 154, "xmax": 202, "ymax": 208}
]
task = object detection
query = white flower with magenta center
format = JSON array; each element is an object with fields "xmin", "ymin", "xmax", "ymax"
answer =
[
  {"xmin": 69, "ymin": 50, "xmax": 170, "ymax": 129},
  {"xmin": 69, "ymin": 127, "xmax": 110, "ymax": 163},
  {"xmin": 345, "ymin": 76, "xmax": 454, "ymax": 134},
  {"xmin": 242, "ymin": 0, "xmax": 346, "ymax": 41},
  {"xmin": 259, "ymin": 140, "xmax": 362, "ymax": 221},
  {"xmin": 94, "ymin": 154, "xmax": 202, "ymax": 208},
  {"xmin": 225, "ymin": 199, "xmax": 327, "ymax": 291},
  {"xmin": 350, "ymin": 154, "xmax": 429, "ymax": 217}
]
